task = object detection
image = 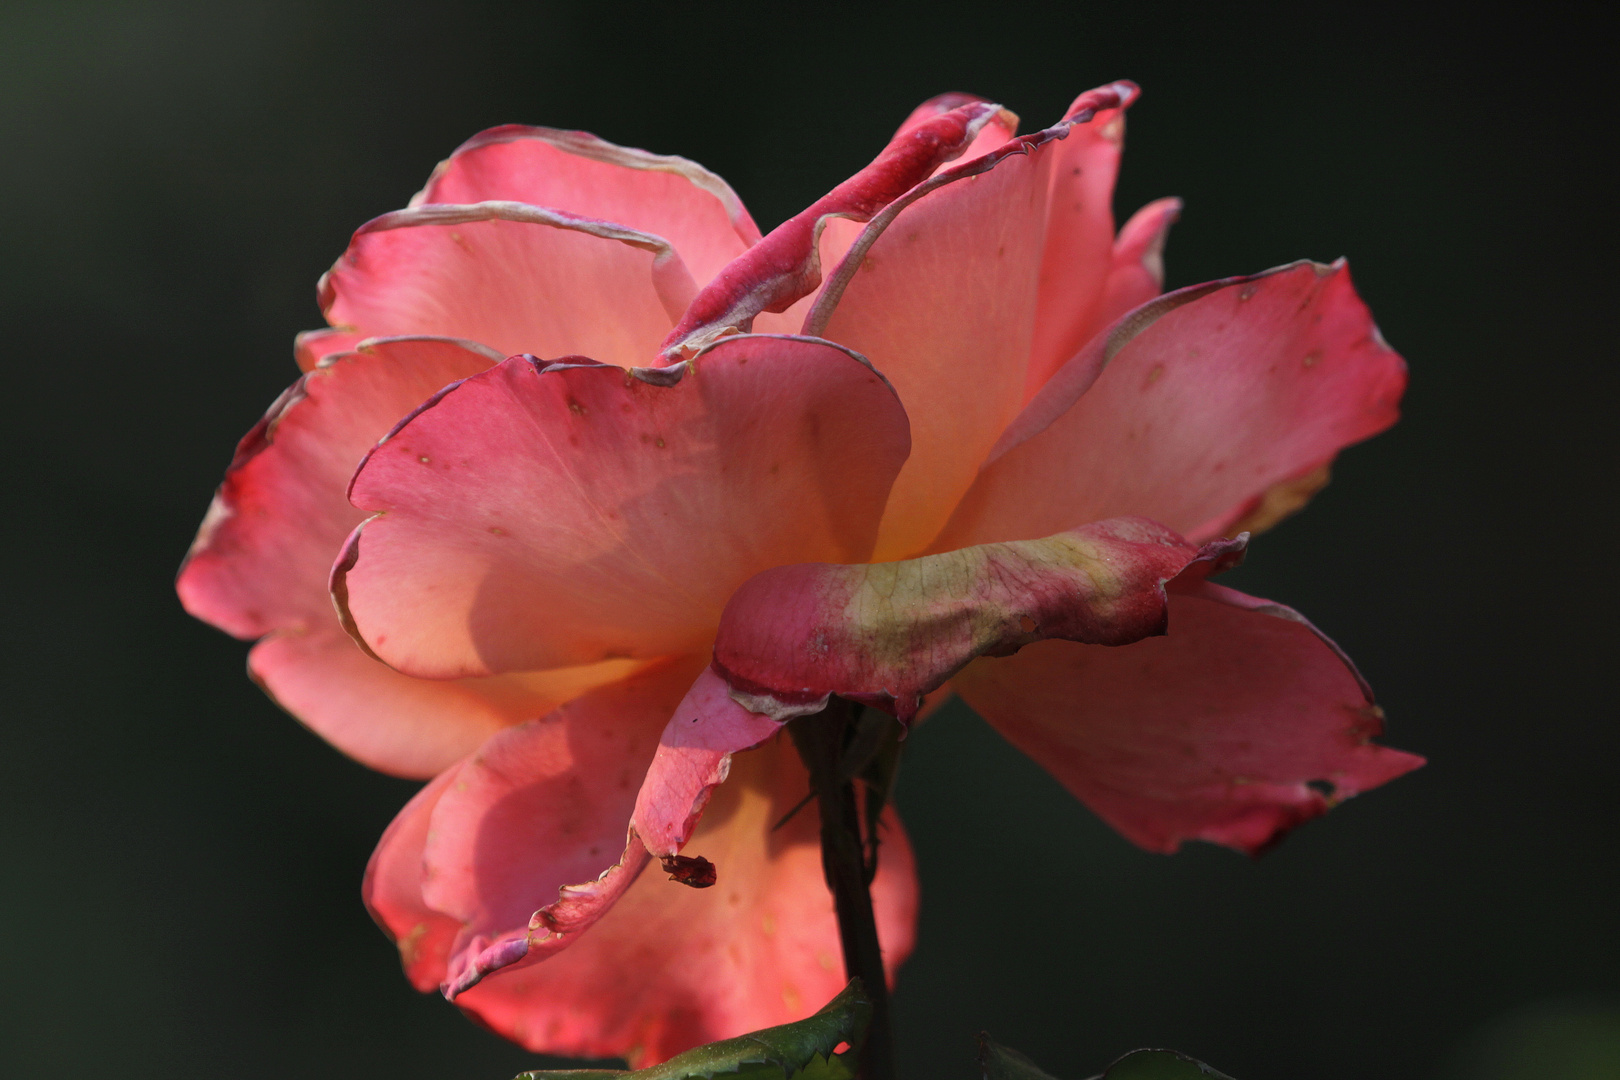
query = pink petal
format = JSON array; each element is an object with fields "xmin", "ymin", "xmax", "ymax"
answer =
[
  {"xmin": 953, "ymin": 580, "xmax": 1424, "ymax": 855},
  {"xmin": 293, "ymin": 327, "xmax": 366, "ymax": 373},
  {"xmin": 318, "ymin": 202, "xmax": 695, "ymax": 365},
  {"xmin": 451, "ymin": 737, "xmax": 918, "ymax": 1067},
  {"xmin": 337, "ymin": 335, "xmax": 912, "ymax": 680},
  {"xmin": 420, "ymin": 660, "xmax": 702, "ymax": 996},
  {"xmin": 416, "ymin": 125, "xmax": 760, "ymax": 287},
  {"xmin": 632, "ymin": 667, "xmax": 788, "ymax": 858},
  {"xmin": 660, "ymin": 99, "xmax": 1014, "ymax": 359},
  {"xmin": 363, "ymin": 767, "xmax": 464, "ymax": 991},
  {"xmin": 711, "ymin": 518, "xmax": 1242, "ymax": 724},
  {"xmin": 806, "ymin": 81, "xmax": 1140, "ymax": 560},
  {"xmin": 1024, "ymin": 84, "xmax": 1141, "ymax": 396},
  {"xmin": 938, "ymin": 260, "xmax": 1407, "ymax": 550},
  {"xmin": 251, "ymin": 628, "xmax": 646, "ymax": 779},
  {"xmin": 180, "ymin": 336, "xmax": 611, "ymax": 777}
]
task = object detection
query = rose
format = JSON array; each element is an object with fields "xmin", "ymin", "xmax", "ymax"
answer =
[{"xmin": 178, "ymin": 81, "xmax": 1421, "ymax": 1065}]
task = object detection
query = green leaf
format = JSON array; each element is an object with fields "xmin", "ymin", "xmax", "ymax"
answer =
[
  {"xmin": 1093, "ymin": 1050, "xmax": 1236, "ymax": 1080},
  {"xmin": 516, "ymin": 980, "xmax": 872, "ymax": 1080},
  {"xmin": 979, "ymin": 1038, "xmax": 1236, "ymax": 1080}
]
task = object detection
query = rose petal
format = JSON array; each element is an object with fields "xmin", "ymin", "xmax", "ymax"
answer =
[
  {"xmin": 179, "ymin": 336, "xmax": 605, "ymax": 777},
  {"xmin": 660, "ymin": 99, "xmax": 1013, "ymax": 359},
  {"xmin": 806, "ymin": 81, "xmax": 1140, "ymax": 560},
  {"xmin": 421, "ymin": 660, "xmax": 701, "ymax": 996},
  {"xmin": 293, "ymin": 327, "xmax": 367, "ymax": 373},
  {"xmin": 251, "ymin": 628, "xmax": 646, "ymax": 779},
  {"xmin": 938, "ymin": 259, "xmax": 1407, "ymax": 550},
  {"xmin": 317, "ymin": 202, "xmax": 694, "ymax": 365},
  {"xmin": 952, "ymin": 580, "xmax": 1424, "ymax": 855},
  {"xmin": 632, "ymin": 667, "xmax": 788, "ymax": 858},
  {"xmin": 1023, "ymin": 84, "xmax": 1141, "ymax": 396},
  {"xmin": 416, "ymin": 124, "xmax": 759, "ymax": 287},
  {"xmin": 452, "ymin": 737, "xmax": 918, "ymax": 1067},
  {"xmin": 710, "ymin": 517, "xmax": 1242, "ymax": 724},
  {"xmin": 337, "ymin": 335, "xmax": 912, "ymax": 680},
  {"xmin": 363, "ymin": 767, "xmax": 464, "ymax": 991}
]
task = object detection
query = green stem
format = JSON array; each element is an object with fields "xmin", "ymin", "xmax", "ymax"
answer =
[{"xmin": 789, "ymin": 699, "xmax": 896, "ymax": 1080}]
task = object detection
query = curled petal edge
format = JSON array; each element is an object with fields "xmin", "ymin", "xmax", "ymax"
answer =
[
  {"xmin": 658, "ymin": 99, "xmax": 1014, "ymax": 360},
  {"xmin": 440, "ymin": 829, "xmax": 652, "ymax": 1000},
  {"xmin": 414, "ymin": 123, "xmax": 762, "ymax": 247},
  {"xmin": 317, "ymin": 200, "xmax": 701, "ymax": 324},
  {"xmin": 804, "ymin": 81, "xmax": 1140, "ymax": 338}
]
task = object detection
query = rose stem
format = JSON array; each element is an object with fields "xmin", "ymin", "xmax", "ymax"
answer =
[{"xmin": 789, "ymin": 698, "xmax": 896, "ymax": 1080}]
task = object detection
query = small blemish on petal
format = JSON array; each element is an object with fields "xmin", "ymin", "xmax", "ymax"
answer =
[
  {"xmin": 418, "ymin": 455, "xmax": 431, "ymax": 465},
  {"xmin": 655, "ymin": 437, "xmax": 666, "ymax": 449},
  {"xmin": 1239, "ymin": 286, "xmax": 1259, "ymax": 300},
  {"xmin": 488, "ymin": 526, "xmax": 506, "ymax": 536},
  {"xmin": 1145, "ymin": 363, "xmax": 1165, "ymax": 386},
  {"xmin": 1303, "ymin": 350, "xmax": 1323, "ymax": 367}
]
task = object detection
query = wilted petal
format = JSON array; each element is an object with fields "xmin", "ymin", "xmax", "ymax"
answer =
[
  {"xmin": 451, "ymin": 737, "xmax": 918, "ymax": 1067},
  {"xmin": 711, "ymin": 517, "xmax": 1240, "ymax": 724},
  {"xmin": 318, "ymin": 203, "xmax": 694, "ymax": 365},
  {"xmin": 953, "ymin": 580, "xmax": 1424, "ymax": 854},
  {"xmin": 807, "ymin": 81, "xmax": 1139, "ymax": 560},
  {"xmin": 416, "ymin": 124, "xmax": 759, "ymax": 286},
  {"xmin": 337, "ymin": 335, "xmax": 911, "ymax": 680},
  {"xmin": 661, "ymin": 99, "xmax": 1013, "ymax": 358},
  {"xmin": 420, "ymin": 660, "xmax": 700, "ymax": 996},
  {"xmin": 177, "ymin": 336, "xmax": 594, "ymax": 777},
  {"xmin": 938, "ymin": 260, "xmax": 1406, "ymax": 550},
  {"xmin": 1024, "ymin": 84, "xmax": 1141, "ymax": 396}
]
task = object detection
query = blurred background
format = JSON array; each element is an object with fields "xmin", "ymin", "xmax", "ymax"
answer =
[{"xmin": 1, "ymin": 2, "xmax": 1614, "ymax": 1078}]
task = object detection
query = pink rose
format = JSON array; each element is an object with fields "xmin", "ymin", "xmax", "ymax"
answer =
[{"xmin": 178, "ymin": 81, "xmax": 1421, "ymax": 1065}]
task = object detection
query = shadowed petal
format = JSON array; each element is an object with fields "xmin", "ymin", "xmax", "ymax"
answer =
[
  {"xmin": 318, "ymin": 202, "xmax": 694, "ymax": 365},
  {"xmin": 420, "ymin": 660, "xmax": 702, "ymax": 996},
  {"xmin": 452, "ymin": 737, "xmax": 918, "ymax": 1067},
  {"xmin": 337, "ymin": 335, "xmax": 911, "ymax": 680},
  {"xmin": 953, "ymin": 580, "xmax": 1424, "ymax": 854},
  {"xmin": 416, "ymin": 124, "xmax": 759, "ymax": 287},
  {"xmin": 710, "ymin": 518, "xmax": 1242, "ymax": 724},
  {"xmin": 807, "ymin": 81, "xmax": 1139, "ymax": 560},
  {"xmin": 938, "ymin": 260, "xmax": 1406, "ymax": 550}
]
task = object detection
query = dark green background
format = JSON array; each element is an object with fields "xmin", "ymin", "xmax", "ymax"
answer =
[{"xmin": 1, "ymin": 3, "xmax": 1614, "ymax": 1078}]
